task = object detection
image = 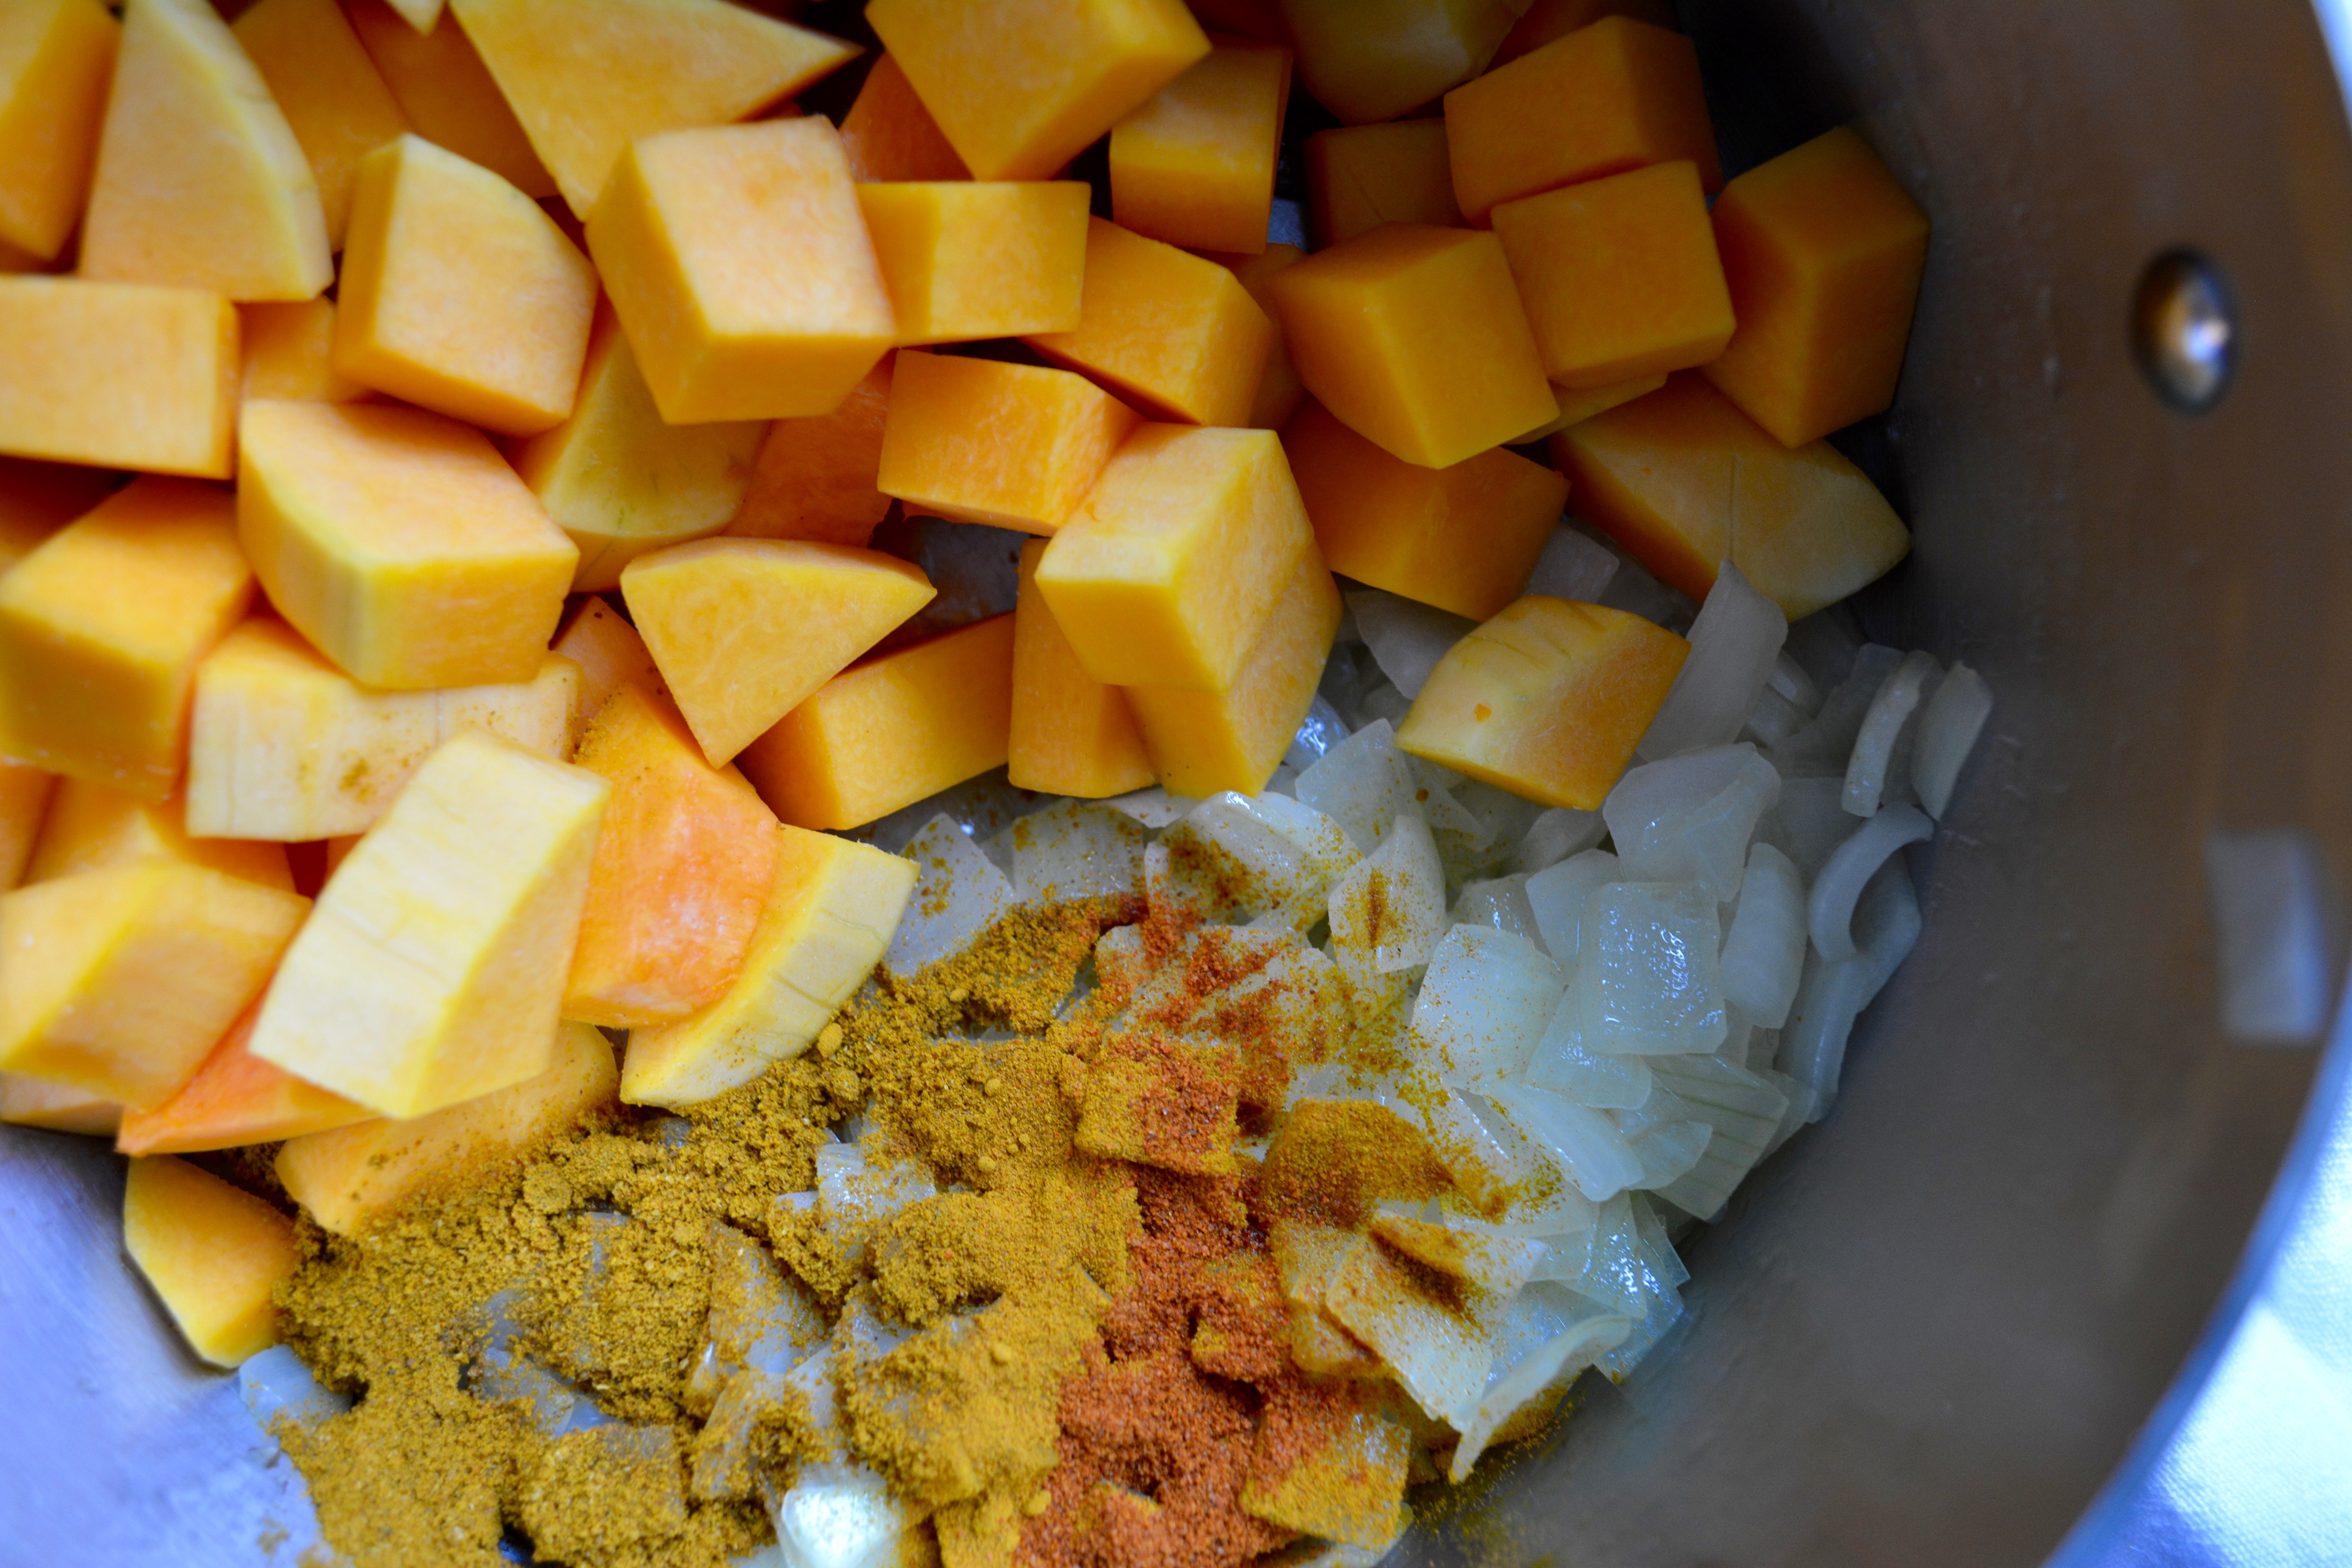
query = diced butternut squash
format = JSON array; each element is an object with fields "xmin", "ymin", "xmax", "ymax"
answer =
[
  {"xmin": 620, "ymin": 826, "xmax": 915, "ymax": 1106},
  {"xmin": 1025, "ymin": 217, "xmax": 1273, "ymax": 428},
  {"xmin": 1203, "ymin": 243, "xmax": 1306, "ymax": 430},
  {"xmin": 867, "ymin": 0, "xmax": 1208, "ymax": 181},
  {"xmin": 1278, "ymin": 0, "xmax": 1519, "ymax": 125},
  {"xmin": 838, "ymin": 53, "xmax": 969, "ymax": 183},
  {"xmin": 858, "ymin": 181, "xmax": 1091, "ymax": 345},
  {"xmin": 1443, "ymin": 16, "xmax": 1719, "ymax": 227},
  {"xmin": 231, "ymin": 0, "xmax": 411, "ymax": 249},
  {"xmin": 725, "ymin": 354, "xmax": 895, "ymax": 547},
  {"xmin": 1395, "ymin": 595, "xmax": 1687, "ymax": 808},
  {"xmin": 1492, "ymin": 160, "xmax": 1732, "ymax": 388},
  {"xmin": 277, "ymin": 1018, "xmax": 617, "ymax": 1236},
  {"xmin": 246, "ymin": 730, "xmax": 609, "ymax": 1118},
  {"xmin": 1549, "ymin": 372, "xmax": 1911, "ymax": 618},
  {"xmin": 1511, "ymin": 372, "xmax": 1664, "ymax": 442},
  {"xmin": 1492, "ymin": 0, "xmax": 1676, "ymax": 67},
  {"xmin": 27, "ymin": 777, "xmax": 291, "ymax": 889},
  {"xmin": 0, "ymin": 476, "xmax": 251, "ymax": 799},
  {"xmin": 1305, "ymin": 120, "xmax": 1458, "ymax": 249},
  {"xmin": 0, "ymin": 0, "xmax": 119, "ymax": 262},
  {"xmin": 0, "ymin": 762, "xmax": 52, "ymax": 889},
  {"xmin": 554, "ymin": 593, "xmax": 664, "ymax": 721},
  {"xmin": 1109, "ymin": 37, "xmax": 1290, "ymax": 254},
  {"xmin": 122, "ymin": 1154, "xmax": 298, "ymax": 1365},
  {"xmin": 877, "ymin": 352, "xmax": 1138, "ymax": 536},
  {"xmin": 240, "ymin": 299, "xmax": 367, "ymax": 403},
  {"xmin": 739, "ymin": 612, "xmax": 1014, "ymax": 830},
  {"xmin": 115, "ymin": 1002, "xmax": 369, "ymax": 1154},
  {"xmin": 587, "ymin": 118, "xmax": 896, "ymax": 423},
  {"xmin": 0, "ymin": 1072, "xmax": 118, "ymax": 1134},
  {"xmin": 1125, "ymin": 548, "xmax": 1338, "ymax": 797},
  {"xmin": 513, "ymin": 303, "xmax": 762, "ymax": 591},
  {"xmin": 564, "ymin": 684, "xmax": 782, "ymax": 1027},
  {"xmin": 1266, "ymin": 223, "xmax": 1553, "ymax": 470},
  {"xmin": 0, "ymin": 456, "xmax": 119, "ymax": 572},
  {"xmin": 183, "ymin": 619, "xmax": 579, "ymax": 839},
  {"xmin": 236, "ymin": 399, "xmax": 579, "ymax": 689},
  {"xmin": 0, "ymin": 277, "xmax": 238, "ymax": 477},
  {"xmin": 345, "ymin": 0, "xmax": 556, "ymax": 198},
  {"xmin": 80, "ymin": 0, "xmax": 329, "ymax": 301},
  {"xmin": 1009, "ymin": 540, "xmax": 1155, "ymax": 798},
  {"xmin": 622, "ymin": 539, "xmax": 935, "ymax": 769},
  {"xmin": 1187, "ymin": 0, "xmax": 1289, "ymax": 41},
  {"xmin": 1702, "ymin": 126, "xmax": 1930, "ymax": 448},
  {"xmin": 1283, "ymin": 399, "xmax": 1566, "ymax": 621},
  {"xmin": 0, "ymin": 858, "xmax": 307, "ymax": 1108}
]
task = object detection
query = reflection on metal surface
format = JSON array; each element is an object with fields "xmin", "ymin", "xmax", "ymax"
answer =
[
  {"xmin": 2205, "ymin": 829, "xmax": 2340, "ymax": 1044},
  {"xmin": 2134, "ymin": 250, "xmax": 2239, "ymax": 413}
]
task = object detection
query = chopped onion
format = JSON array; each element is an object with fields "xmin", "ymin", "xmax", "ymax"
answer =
[
  {"xmin": 1512, "ymin": 806, "xmax": 1606, "ymax": 874},
  {"xmin": 241, "ymin": 1343, "xmax": 350, "ymax": 1434},
  {"xmin": 1638, "ymin": 561, "xmax": 1788, "ymax": 759},
  {"xmin": 1327, "ymin": 810, "xmax": 1449, "ymax": 979},
  {"xmin": 1913, "ymin": 662, "xmax": 1993, "ymax": 819},
  {"xmin": 1484, "ymin": 1081, "xmax": 1647, "ymax": 1200},
  {"xmin": 1413, "ymin": 926, "xmax": 1565, "ymax": 1085},
  {"xmin": 1643, "ymin": 1054, "xmax": 1791, "ymax": 1219},
  {"xmin": 1783, "ymin": 604, "xmax": 1868, "ymax": 691},
  {"xmin": 1575, "ymin": 881, "xmax": 1729, "ymax": 1056},
  {"xmin": 1782, "ymin": 859, "xmax": 1922, "ymax": 1118},
  {"xmin": 1808, "ymin": 805, "xmax": 1931, "ymax": 961},
  {"xmin": 1719, "ymin": 842, "xmax": 1808, "ymax": 1026},
  {"xmin": 1604, "ymin": 744, "xmax": 1781, "ymax": 902},
  {"xmin": 1621, "ymin": 1115, "xmax": 1711, "ymax": 1189},
  {"xmin": 1530, "ymin": 1191, "xmax": 1654, "ymax": 1316},
  {"xmin": 1003, "ymin": 800, "xmax": 1148, "ymax": 902},
  {"xmin": 1740, "ymin": 683, "xmax": 1811, "ymax": 751},
  {"xmin": 1447, "ymin": 1289, "xmax": 1632, "ymax": 1481},
  {"xmin": 1173, "ymin": 791, "xmax": 1360, "ymax": 931},
  {"xmin": 1522, "ymin": 999, "xmax": 1655, "ymax": 1108},
  {"xmin": 1452, "ymin": 873, "xmax": 1541, "ymax": 945},
  {"xmin": 1347, "ymin": 588, "xmax": 1476, "ymax": 699},
  {"xmin": 815, "ymin": 1144, "xmax": 936, "ymax": 1267},
  {"xmin": 884, "ymin": 815, "xmax": 1013, "ymax": 973},
  {"xmin": 1296, "ymin": 719, "xmax": 1419, "ymax": 855},
  {"xmin": 1358, "ymin": 681, "xmax": 1412, "ymax": 728},
  {"xmin": 1594, "ymin": 547, "xmax": 1697, "ymax": 629},
  {"xmin": 769, "ymin": 1462, "xmax": 930, "ymax": 1568},
  {"xmin": 1285, "ymin": 692, "xmax": 1354, "ymax": 770},
  {"xmin": 1406, "ymin": 756, "xmax": 1488, "ymax": 842},
  {"xmin": 1524, "ymin": 848, "xmax": 1620, "ymax": 965},
  {"xmin": 1101, "ymin": 786, "xmax": 1192, "ymax": 829},
  {"xmin": 1777, "ymin": 642, "xmax": 1902, "ymax": 765},
  {"xmin": 1754, "ymin": 774, "xmax": 1853, "ymax": 882},
  {"xmin": 1767, "ymin": 650, "xmax": 1822, "ymax": 713},
  {"xmin": 1323, "ymin": 1234, "xmax": 1506, "ymax": 1423},
  {"xmin": 1524, "ymin": 526, "xmax": 1622, "ymax": 603},
  {"xmin": 1842, "ymin": 648, "xmax": 1942, "ymax": 816}
]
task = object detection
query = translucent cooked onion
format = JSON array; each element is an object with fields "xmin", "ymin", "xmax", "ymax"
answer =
[
  {"xmin": 1719, "ymin": 842, "xmax": 1808, "ymax": 1027},
  {"xmin": 1524, "ymin": 526, "xmax": 1622, "ymax": 603},
  {"xmin": 1003, "ymin": 799, "xmax": 1148, "ymax": 902},
  {"xmin": 1523, "ymin": 998, "xmax": 1655, "ymax": 1108},
  {"xmin": 1484, "ymin": 1081, "xmax": 1647, "ymax": 1201},
  {"xmin": 1524, "ymin": 848, "xmax": 1620, "ymax": 965},
  {"xmin": 1347, "ymin": 588, "xmax": 1477, "ymax": 699},
  {"xmin": 1327, "ymin": 809, "xmax": 1448, "ymax": 978},
  {"xmin": 1284, "ymin": 693, "xmax": 1354, "ymax": 769},
  {"xmin": 1913, "ymin": 661, "xmax": 1994, "ymax": 818},
  {"xmin": 1782, "ymin": 860, "xmax": 1923, "ymax": 1118},
  {"xmin": 1621, "ymin": 1115, "xmax": 1711, "ymax": 1189},
  {"xmin": 241, "ymin": 1343, "xmax": 350, "ymax": 1433},
  {"xmin": 1575, "ymin": 881, "xmax": 1729, "ymax": 1056},
  {"xmin": 1603, "ymin": 744, "xmax": 1781, "ymax": 903},
  {"xmin": 1778, "ymin": 642, "xmax": 1902, "ymax": 765},
  {"xmin": 1512, "ymin": 806, "xmax": 1606, "ymax": 874},
  {"xmin": 1174, "ymin": 791, "xmax": 1360, "ymax": 931},
  {"xmin": 769, "ymin": 1462, "xmax": 929, "ymax": 1568},
  {"xmin": 1643, "ymin": 1054, "xmax": 1791, "ymax": 1219},
  {"xmin": 1843, "ymin": 648, "xmax": 1942, "ymax": 816},
  {"xmin": 1754, "ymin": 773, "xmax": 1853, "ymax": 882},
  {"xmin": 1414, "ymin": 926, "xmax": 1565, "ymax": 1085},
  {"xmin": 1808, "ymin": 805, "xmax": 1932, "ymax": 961},
  {"xmin": 1638, "ymin": 562, "xmax": 1788, "ymax": 760},
  {"xmin": 1447, "ymin": 1287, "xmax": 1632, "ymax": 1481},
  {"xmin": 883, "ymin": 815, "xmax": 1012, "ymax": 972},
  {"xmin": 1296, "ymin": 718, "xmax": 1419, "ymax": 855},
  {"xmin": 1451, "ymin": 873, "xmax": 1541, "ymax": 944}
]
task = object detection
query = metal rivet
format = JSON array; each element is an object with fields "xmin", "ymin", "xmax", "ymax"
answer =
[{"xmin": 2133, "ymin": 249, "xmax": 2237, "ymax": 413}]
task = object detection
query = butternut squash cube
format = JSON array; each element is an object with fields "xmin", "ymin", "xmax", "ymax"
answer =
[
  {"xmin": 725, "ymin": 354, "xmax": 895, "ymax": 548},
  {"xmin": 345, "ymin": 0, "xmax": 556, "ymax": 199},
  {"xmin": 877, "ymin": 352, "xmax": 1138, "ymax": 536},
  {"xmin": 620, "ymin": 826, "xmax": 916, "ymax": 1107},
  {"xmin": 1283, "ymin": 399, "xmax": 1566, "ymax": 621},
  {"xmin": 554, "ymin": 593, "xmax": 664, "ymax": 722},
  {"xmin": 739, "ymin": 612, "xmax": 1014, "ymax": 830},
  {"xmin": 513, "ymin": 303, "xmax": 762, "ymax": 591},
  {"xmin": 565, "ymin": 684, "xmax": 782, "ymax": 1028},
  {"xmin": 1395, "ymin": 595, "xmax": 1688, "ymax": 809},
  {"xmin": 1010, "ymin": 540, "xmax": 1155, "ymax": 798},
  {"xmin": 867, "ymin": 0, "xmax": 1208, "ymax": 181},
  {"xmin": 1109, "ymin": 37, "xmax": 1291, "ymax": 254},
  {"xmin": 838, "ymin": 53, "xmax": 968, "ymax": 183},
  {"xmin": 1203, "ymin": 243, "xmax": 1307, "ymax": 431},
  {"xmin": 239, "ymin": 299, "xmax": 367, "ymax": 404},
  {"xmin": 1125, "ymin": 548, "xmax": 1338, "ymax": 797},
  {"xmin": 0, "ymin": 456, "xmax": 120, "ymax": 573},
  {"xmin": 122, "ymin": 1154, "xmax": 299, "ymax": 1365},
  {"xmin": 115, "ymin": 1002, "xmax": 370, "ymax": 1154},
  {"xmin": 231, "ymin": 0, "xmax": 411, "ymax": 249},
  {"xmin": 0, "ymin": 858, "xmax": 307, "ymax": 1109},
  {"xmin": 0, "ymin": 277, "xmax": 239, "ymax": 478},
  {"xmin": 858, "ymin": 181, "xmax": 1091, "ymax": 345},
  {"xmin": 1549, "ymin": 372, "xmax": 1911, "ymax": 617},
  {"xmin": 1279, "ymin": 0, "xmax": 1518, "ymax": 125},
  {"xmin": 80, "ymin": 0, "xmax": 330, "ymax": 301},
  {"xmin": 0, "ymin": 476, "xmax": 252, "ymax": 799},
  {"xmin": 236, "ymin": 399, "xmax": 579, "ymax": 690},
  {"xmin": 183, "ymin": 619, "xmax": 579, "ymax": 840},
  {"xmin": 0, "ymin": 762, "xmax": 52, "ymax": 889},
  {"xmin": 1036, "ymin": 423, "xmax": 1312, "ymax": 692},
  {"xmin": 1305, "ymin": 119, "xmax": 1458, "ymax": 249},
  {"xmin": 246, "ymin": 730, "xmax": 610, "ymax": 1118},
  {"xmin": 1025, "ymin": 217, "xmax": 1273, "ymax": 428},
  {"xmin": 588, "ymin": 119, "xmax": 896, "ymax": 423},
  {"xmin": 1702, "ymin": 126, "xmax": 1931, "ymax": 448},
  {"xmin": 277, "ymin": 1018, "xmax": 617, "ymax": 1236},
  {"xmin": 0, "ymin": 1071, "xmax": 118, "ymax": 1135},
  {"xmin": 1512, "ymin": 372, "xmax": 1665, "ymax": 442},
  {"xmin": 27, "ymin": 777, "xmax": 291, "ymax": 889},
  {"xmin": 0, "ymin": 0, "xmax": 118, "ymax": 262},
  {"xmin": 1492, "ymin": 0, "xmax": 1676, "ymax": 67},
  {"xmin": 1443, "ymin": 16, "xmax": 1719, "ymax": 227}
]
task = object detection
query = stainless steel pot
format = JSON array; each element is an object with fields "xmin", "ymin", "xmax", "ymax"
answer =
[{"xmin": 9, "ymin": 3, "xmax": 2352, "ymax": 1563}]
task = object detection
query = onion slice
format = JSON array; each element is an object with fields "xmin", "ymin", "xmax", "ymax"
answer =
[
  {"xmin": 1843, "ymin": 649, "xmax": 1941, "ymax": 816},
  {"xmin": 1638, "ymin": 561, "xmax": 1788, "ymax": 760},
  {"xmin": 1808, "ymin": 806, "xmax": 1931, "ymax": 961},
  {"xmin": 1913, "ymin": 662, "xmax": 1994, "ymax": 819},
  {"xmin": 1719, "ymin": 843, "xmax": 1808, "ymax": 1027}
]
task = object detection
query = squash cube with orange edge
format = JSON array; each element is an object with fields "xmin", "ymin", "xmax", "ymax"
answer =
[
  {"xmin": 620, "ymin": 828, "xmax": 917, "ymax": 1107},
  {"xmin": 1025, "ymin": 218, "xmax": 1273, "ymax": 428},
  {"xmin": 1395, "ymin": 596, "xmax": 1688, "ymax": 810},
  {"xmin": 553, "ymin": 594, "xmax": 663, "ymax": 724},
  {"xmin": 860, "ymin": 182, "xmax": 1090, "ymax": 346},
  {"xmin": 1305, "ymin": 119, "xmax": 1458, "ymax": 248},
  {"xmin": 1010, "ymin": 540, "xmax": 1156, "ymax": 799},
  {"xmin": 1202, "ymin": 243, "xmax": 1307, "ymax": 430},
  {"xmin": 122, "ymin": 1154, "xmax": 299, "ymax": 1365},
  {"xmin": 1443, "ymin": 16, "xmax": 1719, "ymax": 227},
  {"xmin": 739, "ymin": 612, "xmax": 1015, "ymax": 831},
  {"xmin": 0, "ymin": 1072, "xmax": 118, "ymax": 1136},
  {"xmin": 344, "ymin": 0, "xmax": 556, "ymax": 198},
  {"xmin": 0, "ymin": 476, "xmax": 252, "ymax": 800},
  {"xmin": 1110, "ymin": 37, "xmax": 1291, "ymax": 255},
  {"xmin": 0, "ymin": 763, "xmax": 52, "ymax": 889},
  {"xmin": 877, "ymin": 352, "xmax": 1139, "ymax": 536},
  {"xmin": 1703, "ymin": 126, "xmax": 1931, "ymax": 448},
  {"xmin": 1492, "ymin": 0, "xmax": 1676, "ymax": 67},
  {"xmin": 27, "ymin": 776, "xmax": 291, "ymax": 890},
  {"xmin": 588, "ymin": 119, "xmax": 896, "ymax": 424},
  {"xmin": 726, "ymin": 355, "xmax": 895, "ymax": 548},
  {"xmin": 1266, "ymin": 224, "xmax": 1554, "ymax": 471},
  {"xmin": 867, "ymin": 0, "xmax": 1208, "ymax": 181},
  {"xmin": 838, "ymin": 53, "xmax": 969, "ymax": 183},
  {"xmin": 115, "ymin": 1002, "xmax": 370, "ymax": 1155},
  {"xmin": 1280, "ymin": 0, "xmax": 1522, "ymax": 126},
  {"xmin": 1511, "ymin": 373, "xmax": 1666, "ymax": 443},
  {"xmin": 0, "ymin": 0, "xmax": 120, "ymax": 262},
  {"xmin": 231, "ymin": 0, "xmax": 411, "ymax": 249},
  {"xmin": 0, "ymin": 277, "xmax": 239, "ymax": 478},
  {"xmin": 0, "ymin": 456, "xmax": 119, "ymax": 574},
  {"xmin": 1283, "ymin": 399, "xmax": 1567, "ymax": 622},
  {"xmin": 240, "ymin": 299, "xmax": 367, "ymax": 404}
]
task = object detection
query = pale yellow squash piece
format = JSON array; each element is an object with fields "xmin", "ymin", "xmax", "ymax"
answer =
[
  {"xmin": 27, "ymin": 776, "xmax": 291, "ymax": 890},
  {"xmin": 122, "ymin": 1154, "xmax": 299, "ymax": 1365},
  {"xmin": 239, "ymin": 299, "xmax": 367, "ymax": 403},
  {"xmin": 0, "ymin": 762, "xmax": 52, "ymax": 889},
  {"xmin": 0, "ymin": 277, "xmax": 240, "ymax": 478},
  {"xmin": 232, "ymin": 0, "xmax": 411, "ymax": 249},
  {"xmin": 552, "ymin": 594, "xmax": 664, "ymax": 728},
  {"xmin": 0, "ymin": 1072, "xmax": 119, "ymax": 1135},
  {"xmin": 0, "ymin": 0, "xmax": 119, "ymax": 262}
]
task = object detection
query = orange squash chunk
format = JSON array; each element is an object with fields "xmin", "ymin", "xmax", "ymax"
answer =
[
  {"xmin": 1443, "ymin": 16, "xmax": 1718, "ymax": 227},
  {"xmin": 838, "ymin": 53, "xmax": 969, "ymax": 183},
  {"xmin": 1283, "ymin": 399, "xmax": 1566, "ymax": 621},
  {"xmin": 1026, "ymin": 217, "xmax": 1274, "ymax": 428},
  {"xmin": 122, "ymin": 1154, "xmax": 299, "ymax": 1365},
  {"xmin": 232, "ymin": 0, "xmax": 411, "ymax": 249},
  {"xmin": 0, "ymin": 762, "xmax": 54, "ymax": 889},
  {"xmin": 1550, "ymin": 372, "xmax": 1911, "ymax": 618},
  {"xmin": 1205, "ymin": 242, "xmax": 1307, "ymax": 431},
  {"xmin": 1305, "ymin": 120, "xmax": 1458, "ymax": 249},
  {"xmin": 553, "ymin": 593, "xmax": 663, "ymax": 724},
  {"xmin": 739, "ymin": 612, "xmax": 1015, "ymax": 831},
  {"xmin": 1266, "ymin": 223, "xmax": 1553, "ymax": 471},
  {"xmin": 726, "ymin": 354, "xmax": 895, "ymax": 548},
  {"xmin": 0, "ymin": 456, "xmax": 120, "ymax": 574},
  {"xmin": 0, "ymin": 277, "xmax": 239, "ymax": 478},
  {"xmin": 1110, "ymin": 36, "xmax": 1291, "ymax": 254},
  {"xmin": 0, "ymin": 0, "xmax": 119, "ymax": 262},
  {"xmin": 27, "ymin": 777, "xmax": 291, "ymax": 890},
  {"xmin": 1491, "ymin": 160, "xmax": 1733, "ymax": 388},
  {"xmin": 1396, "ymin": 596, "xmax": 1688, "ymax": 809},
  {"xmin": 345, "ymin": 0, "xmax": 556, "ymax": 199},
  {"xmin": 1512, "ymin": 372, "xmax": 1666, "ymax": 442},
  {"xmin": 1703, "ymin": 126, "xmax": 1930, "ymax": 448},
  {"xmin": 115, "ymin": 1003, "xmax": 370, "ymax": 1155},
  {"xmin": 1009, "ymin": 540, "xmax": 1154, "ymax": 798},
  {"xmin": 877, "ymin": 352, "xmax": 1139, "ymax": 536},
  {"xmin": 564, "ymin": 683, "xmax": 783, "ymax": 1028},
  {"xmin": 1492, "ymin": 0, "xmax": 1676, "ymax": 67},
  {"xmin": 240, "ymin": 299, "xmax": 367, "ymax": 404},
  {"xmin": 867, "ymin": 0, "xmax": 1208, "ymax": 181},
  {"xmin": 1280, "ymin": 0, "xmax": 1521, "ymax": 125},
  {"xmin": 859, "ymin": 181, "xmax": 1091, "ymax": 345}
]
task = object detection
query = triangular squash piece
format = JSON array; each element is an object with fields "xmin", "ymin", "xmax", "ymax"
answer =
[
  {"xmin": 385, "ymin": 0, "xmax": 446, "ymax": 29},
  {"xmin": 115, "ymin": 1001, "xmax": 372, "ymax": 1155},
  {"xmin": 448, "ymin": 0, "xmax": 859, "ymax": 215},
  {"xmin": 79, "ymin": 0, "xmax": 330, "ymax": 301},
  {"xmin": 345, "ymin": 0, "xmax": 555, "ymax": 199}
]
